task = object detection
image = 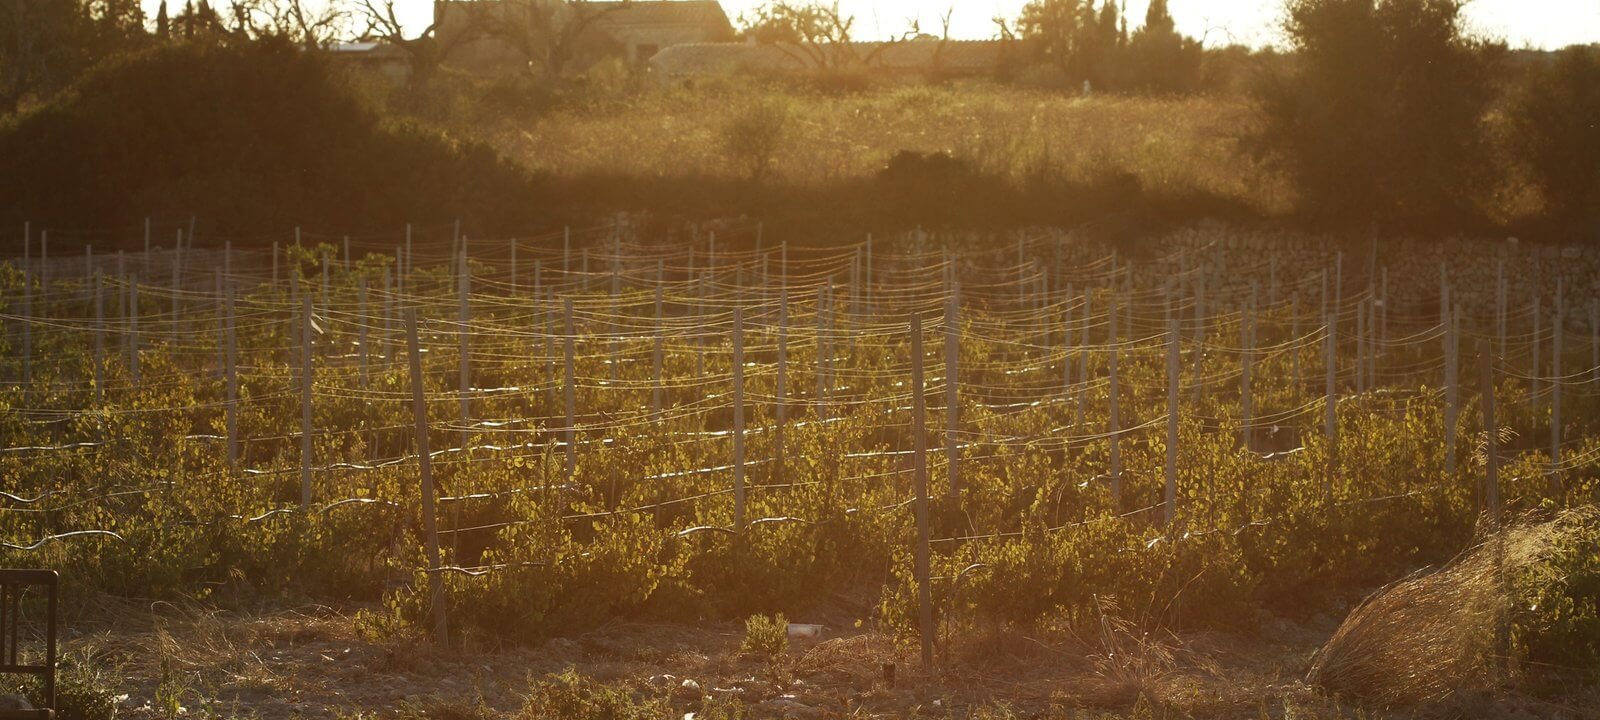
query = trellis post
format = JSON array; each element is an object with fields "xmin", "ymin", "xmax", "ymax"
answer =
[
  {"xmin": 816, "ymin": 284, "xmax": 830, "ymax": 421},
  {"xmin": 21, "ymin": 267, "xmax": 31, "ymax": 392},
  {"xmin": 93, "ymin": 272, "xmax": 105, "ymax": 404},
  {"xmin": 564, "ymin": 298, "xmax": 577, "ymax": 484},
  {"xmin": 945, "ymin": 282, "xmax": 960, "ymax": 498},
  {"xmin": 359, "ymin": 277, "xmax": 370, "ymax": 389},
  {"xmin": 405, "ymin": 308, "xmax": 449, "ymax": 645},
  {"xmin": 1325, "ymin": 288, "xmax": 1338, "ymax": 488},
  {"xmin": 1108, "ymin": 294, "xmax": 1122, "ymax": 510},
  {"xmin": 776, "ymin": 286, "xmax": 789, "ymax": 484},
  {"xmin": 1480, "ymin": 341, "xmax": 1499, "ymax": 518},
  {"xmin": 226, "ymin": 284, "xmax": 239, "ymax": 474},
  {"xmin": 1446, "ymin": 303, "xmax": 1459, "ymax": 475},
  {"xmin": 1550, "ymin": 281, "xmax": 1563, "ymax": 493},
  {"xmin": 300, "ymin": 294, "xmax": 315, "ymax": 508},
  {"xmin": 458, "ymin": 251, "xmax": 472, "ymax": 454},
  {"xmin": 909, "ymin": 312, "xmax": 934, "ymax": 673},
  {"xmin": 1166, "ymin": 312, "xmax": 1179, "ymax": 526},
  {"xmin": 128, "ymin": 276, "xmax": 140, "ymax": 384},
  {"xmin": 1532, "ymin": 295, "xmax": 1542, "ymax": 417},
  {"xmin": 733, "ymin": 306, "xmax": 746, "ymax": 531},
  {"xmin": 652, "ymin": 286, "xmax": 664, "ymax": 417},
  {"xmin": 1241, "ymin": 283, "xmax": 1255, "ymax": 449}
]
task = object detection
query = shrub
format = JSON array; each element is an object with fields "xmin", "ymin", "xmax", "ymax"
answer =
[
  {"xmin": 1505, "ymin": 46, "xmax": 1600, "ymax": 229},
  {"xmin": 740, "ymin": 612, "xmax": 789, "ymax": 658},
  {"xmin": 520, "ymin": 668, "xmax": 665, "ymax": 720},
  {"xmin": 722, "ymin": 97, "xmax": 790, "ymax": 183},
  {"xmin": 15, "ymin": 649, "xmax": 122, "ymax": 720},
  {"xmin": 0, "ymin": 38, "xmax": 547, "ymax": 237},
  {"xmin": 1510, "ymin": 508, "xmax": 1600, "ymax": 674},
  {"xmin": 1254, "ymin": 0, "xmax": 1502, "ymax": 230}
]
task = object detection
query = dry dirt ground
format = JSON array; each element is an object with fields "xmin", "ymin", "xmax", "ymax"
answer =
[{"xmin": 63, "ymin": 596, "xmax": 1598, "ymax": 720}]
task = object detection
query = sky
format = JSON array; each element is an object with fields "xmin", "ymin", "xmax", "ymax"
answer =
[{"xmin": 144, "ymin": 0, "xmax": 1599, "ymax": 50}]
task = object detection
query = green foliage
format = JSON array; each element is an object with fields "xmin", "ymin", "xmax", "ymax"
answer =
[
  {"xmin": 1254, "ymin": 0, "xmax": 1502, "ymax": 230},
  {"xmin": 1, "ymin": 237, "xmax": 1595, "ymax": 660},
  {"xmin": 9, "ymin": 648, "xmax": 120, "ymax": 720},
  {"xmin": 1505, "ymin": 46, "xmax": 1600, "ymax": 226},
  {"xmin": 155, "ymin": 649, "xmax": 188, "ymax": 720},
  {"xmin": 1123, "ymin": 1, "xmax": 1202, "ymax": 94},
  {"xmin": 741, "ymin": 612, "xmax": 789, "ymax": 657},
  {"xmin": 0, "ymin": 39, "xmax": 546, "ymax": 236},
  {"xmin": 722, "ymin": 97, "xmax": 791, "ymax": 183},
  {"xmin": 1510, "ymin": 509, "xmax": 1600, "ymax": 674},
  {"xmin": 1015, "ymin": 0, "xmax": 1125, "ymax": 90},
  {"xmin": 520, "ymin": 668, "xmax": 666, "ymax": 720},
  {"xmin": 0, "ymin": 0, "xmax": 151, "ymax": 114}
]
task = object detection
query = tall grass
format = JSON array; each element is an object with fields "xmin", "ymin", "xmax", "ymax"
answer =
[{"xmin": 481, "ymin": 80, "xmax": 1295, "ymax": 218}]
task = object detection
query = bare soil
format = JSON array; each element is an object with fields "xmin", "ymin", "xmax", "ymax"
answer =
[{"xmin": 65, "ymin": 596, "xmax": 1597, "ymax": 720}]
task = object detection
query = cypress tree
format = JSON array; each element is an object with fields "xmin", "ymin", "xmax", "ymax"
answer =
[{"xmin": 156, "ymin": 0, "xmax": 170, "ymax": 40}]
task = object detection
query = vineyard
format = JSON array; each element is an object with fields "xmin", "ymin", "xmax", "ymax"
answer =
[{"xmin": 3, "ymin": 222, "xmax": 1600, "ymax": 712}]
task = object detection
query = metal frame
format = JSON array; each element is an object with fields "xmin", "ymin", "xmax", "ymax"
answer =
[{"xmin": 0, "ymin": 569, "xmax": 58, "ymax": 715}]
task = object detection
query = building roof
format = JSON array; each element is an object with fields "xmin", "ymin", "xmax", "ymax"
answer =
[
  {"xmin": 650, "ymin": 40, "xmax": 1006, "ymax": 77},
  {"xmin": 328, "ymin": 41, "xmax": 411, "ymax": 59},
  {"xmin": 585, "ymin": 1, "xmax": 735, "ymax": 36}
]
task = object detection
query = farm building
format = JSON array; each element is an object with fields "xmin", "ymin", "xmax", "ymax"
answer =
[
  {"xmin": 587, "ymin": 1, "xmax": 737, "ymax": 64},
  {"xmin": 327, "ymin": 42, "xmax": 414, "ymax": 85},
  {"xmin": 434, "ymin": 0, "xmax": 736, "ymax": 75},
  {"xmin": 650, "ymin": 39, "xmax": 1009, "ymax": 80}
]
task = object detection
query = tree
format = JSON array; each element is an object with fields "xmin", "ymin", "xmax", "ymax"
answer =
[
  {"xmin": 722, "ymin": 98, "xmax": 790, "ymax": 183},
  {"xmin": 1506, "ymin": 47, "xmax": 1600, "ymax": 228},
  {"xmin": 1254, "ymin": 0, "xmax": 1501, "ymax": 229},
  {"xmin": 1, "ymin": 2, "xmax": 92, "ymax": 114},
  {"xmin": 358, "ymin": 0, "xmax": 452, "ymax": 86},
  {"xmin": 738, "ymin": 1, "xmax": 914, "ymax": 71},
  {"xmin": 227, "ymin": 0, "xmax": 353, "ymax": 47},
  {"xmin": 1010, "ymin": 0, "xmax": 1123, "ymax": 89},
  {"xmin": 156, "ymin": 0, "xmax": 170, "ymax": 38},
  {"xmin": 1124, "ymin": 0, "xmax": 1201, "ymax": 93},
  {"xmin": 174, "ymin": 0, "xmax": 226, "ymax": 40}
]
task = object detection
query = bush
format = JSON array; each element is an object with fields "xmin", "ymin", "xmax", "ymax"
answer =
[
  {"xmin": 1510, "ymin": 508, "xmax": 1600, "ymax": 674},
  {"xmin": 9, "ymin": 649, "xmax": 120, "ymax": 720},
  {"xmin": 1254, "ymin": 0, "xmax": 1502, "ymax": 230},
  {"xmin": 740, "ymin": 612, "xmax": 789, "ymax": 658},
  {"xmin": 520, "ymin": 668, "xmax": 665, "ymax": 720},
  {"xmin": 1505, "ymin": 46, "xmax": 1600, "ymax": 230},
  {"xmin": 722, "ymin": 98, "xmax": 790, "ymax": 183},
  {"xmin": 0, "ymin": 38, "xmax": 548, "ymax": 237}
]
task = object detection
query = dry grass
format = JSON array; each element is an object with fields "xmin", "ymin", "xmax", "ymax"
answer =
[
  {"xmin": 1306, "ymin": 509, "xmax": 1593, "ymax": 707},
  {"xmin": 483, "ymin": 81, "xmax": 1293, "ymax": 215}
]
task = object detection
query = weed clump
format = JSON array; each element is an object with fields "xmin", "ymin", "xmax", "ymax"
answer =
[
  {"xmin": 740, "ymin": 613, "xmax": 789, "ymax": 658},
  {"xmin": 521, "ymin": 668, "xmax": 665, "ymax": 720},
  {"xmin": 1307, "ymin": 507, "xmax": 1600, "ymax": 704}
]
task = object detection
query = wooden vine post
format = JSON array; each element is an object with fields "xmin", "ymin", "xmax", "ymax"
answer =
[
  {"xmin": 945, "ymin": 282, "xmax": 960, "ymax": 498},
  {"xmin": 1108, "ymin": 295, "xmax": 1122, "ymax": 510},
  {"xmin": 1166, "ymin": 313, "xmax": 1180, "ymax": 526},
  {"xmin": 564, "ymin": 298, "xmax": 577, "ymax": 484},
  {"xmin": 1446, "ymin": 304, "xmax": 1459, "ymax": 476},
  {"xmin": 909, "ymin": 312, "xmax": 934, "ymax": 672},
  {"xmin": 300, "ymin": 294, "xmax": 315, "ymax": 508},
  {"xmin": 405, "ymin": 308, "xmax": 449, "ymax": 645},
  {"xmin": 732, "ymin": 306, "xmax": 746, "ymax": 531},
  {"xmin": 775, "ymin": 287, "xmax": 788, "ymax": 485},
  {"xmin": 1480, "ymin": 340, "xmax": 1500, "ymax": 518},
  {"xmin": 226, "ymin": 284, "xmax": 239, "ymax": 474}
]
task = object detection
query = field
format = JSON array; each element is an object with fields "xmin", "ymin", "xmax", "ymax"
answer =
[
  {"xmin": 3, "ymin": 223, "xmax": 1599, "ymax": 717},
  {"xmin": 483, "ymin": 84, "xmax": 1285, "ymax": 207}
]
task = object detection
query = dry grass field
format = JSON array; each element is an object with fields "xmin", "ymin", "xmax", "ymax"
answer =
[{"xmin": 474, "ymin": 81, "xmax": 1294, "ymax": 216}]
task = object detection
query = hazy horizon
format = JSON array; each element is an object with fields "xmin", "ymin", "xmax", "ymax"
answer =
[{"xmin": 138, "ymin": 0, "xmax": 1599, "ymax": 51}]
